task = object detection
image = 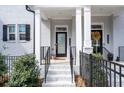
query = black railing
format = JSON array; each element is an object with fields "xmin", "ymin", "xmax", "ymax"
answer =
[
  {"xmin": 80, "ymin": 52, "xmax": 91, "ymax": 86},
  {"xmin": 40, "ymin": 46, "xmax": 50, "ymax": 65},
  {"xmin": 70, "ymin": 46, "xmax": 74, "ymax": 83},
  {"xmin": 0, "ymin": 56, "xmax": 20, "ymax": 85},
  {"xmin": 71, "ymin": 46, "xmax": 76, "ymax": 65},
  {"xmin": 102, "ymin": 47, "xmax": 113, "ymax": 61},
  {"xmin": 41, "ymin": 47, "xmax": 50, "ymax": 83},
  {"xmin": 80, "ymin": 52, "xmax": 124, "ymax": 87}
]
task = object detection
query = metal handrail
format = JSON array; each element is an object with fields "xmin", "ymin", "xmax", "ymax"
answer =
[
  {"xmin": 70, "ymin": 46, "xmax": 76, "ymax": 65},
  {"xmin": 40, "ymin": 46, "xmax": 50, "ymax": 65},
  {"xmin": 41, "ymin": 46, "xmax": 50, "ymax": 83},
  {"xmin": 102, "ymin": 47, "xmax": 113, "ymax": 61},
  {"xmin": 70, "ymin": 46, "xmax": 74, "ymax": 83},
  {"xmin": 102, "ymin": 47, "xmax": 112, "ymax": 54}
]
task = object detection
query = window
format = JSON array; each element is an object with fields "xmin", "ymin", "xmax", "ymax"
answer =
[
  {"xmin": 3, "ymin": 24, "xmax": 30, "ymax": 42},
  {"xmin": 8, "ymin": 25, "xmax": 16, "ymax": 41},
  {"xmin": 18, "ymin": 24, "xmax": 26, "ymax": 40},
  {"xmin": 107, "ymin": 34, "xmax": 109, "ymax": 44},
  {"xmin": 56, "ymin": 27, "xmax": 67, "ymax": 31},
  {"xmin": 91, "ymin": 25, "xmax": 102, "ymax": 30}
]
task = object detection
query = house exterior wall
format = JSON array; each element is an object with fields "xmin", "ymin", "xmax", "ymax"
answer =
[
  {"xmin": 41, "ymin": 19, "xmax": 50, "ymax": 46},
  {"xmin": 113, "ymin": 11, "xmax": 124, "ymax": 60},
  {"xmin": 0, "ymin": 5, "xmax": 34, "ymax": 56},
  {"xmin": 0, "ymin": 5, "xmax": 120, "ymax": 61}
]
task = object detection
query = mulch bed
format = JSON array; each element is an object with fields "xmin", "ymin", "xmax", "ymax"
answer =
[{"xmin": 75, "ymin": 75, "xmax": 86, "ymax": 87}]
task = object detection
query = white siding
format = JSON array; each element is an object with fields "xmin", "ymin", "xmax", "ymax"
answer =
[
  {"xmin": 41, "ymin": 19, "xmax": 50, "ymax": 46},
  {"xmin": 113, "ymin": 11, "xmax": 124, "ymax": 60},
  {"xmin": 0, "ymin": 5, "xmax": 33, "ymax": 56}
]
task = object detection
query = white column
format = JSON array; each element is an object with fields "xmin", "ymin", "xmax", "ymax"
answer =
[
  {"xmin": 76, "ymin": 7, "xmax": 82, "ymax": 71},
  {"xmin": 35, "ymin": 9, "xmax": 41, "ymax": 64},
  {"xmin": 83, "ymin": 6, "xmax": 93, "ymax": 54}
]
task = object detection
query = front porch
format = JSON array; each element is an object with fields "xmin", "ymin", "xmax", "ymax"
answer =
[
  {"xmin": 33, "ymin": 5, "xmax": 124, "ymax": 87},
  {"xmin": 34, "ymin": 5, "xmax": 124, "ymax": 65}
]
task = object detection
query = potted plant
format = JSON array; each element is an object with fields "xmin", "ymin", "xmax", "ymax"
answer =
[{"xmin": 107, "ymin": 53, "xmax": 113, "ymax": 61}]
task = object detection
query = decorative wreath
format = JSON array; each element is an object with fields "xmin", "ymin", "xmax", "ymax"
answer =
[{"xmin": 91, "ymin": 31, "xmax": 101, "ymax": 41}]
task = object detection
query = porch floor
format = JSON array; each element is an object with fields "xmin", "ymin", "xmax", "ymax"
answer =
[{"xmin": 50, "ymin": 59, "xmax": 70, "ymax": 64}]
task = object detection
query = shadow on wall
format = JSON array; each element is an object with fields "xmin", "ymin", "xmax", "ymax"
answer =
[{"xmin": 2, "ymin": 43, "xmax": 33, "ymax": 56}]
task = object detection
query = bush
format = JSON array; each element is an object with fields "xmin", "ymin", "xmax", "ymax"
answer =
[
  {"xmin": 91, "ymin": 53, "xmax": 108, "ymax": 86},
  {"xmin": 9, "ymin": 54, "xmax": 40, "ymax": 87},
  {"xmin": 0, "ymin": 54, "xmax": 7, "ymax": 76},
  {"xmin": 91, "ymin": 53, "xmax": 103, "ymax": 60},
  {"xmin": 0, "ymin": 53, "xmax": 7, "ymax": 86}
]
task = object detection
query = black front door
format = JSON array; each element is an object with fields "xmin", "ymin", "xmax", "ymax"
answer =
[
  {"xmin": 56, "ymin": 32, "xmax": 67, "ymax": 57},
  {"xmin": 91, "ymin": 30, "xmax": 103, "ymax": 54}
]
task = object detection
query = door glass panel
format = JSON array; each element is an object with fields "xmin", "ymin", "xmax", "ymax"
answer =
[{"xmin": 57, "ymin": 33, "xmax": 65, "ymax": 54}]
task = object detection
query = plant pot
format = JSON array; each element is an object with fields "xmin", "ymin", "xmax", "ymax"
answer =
[{"xmin": 107, "ymin": 53, "xmax": 113, "ymax": 61}]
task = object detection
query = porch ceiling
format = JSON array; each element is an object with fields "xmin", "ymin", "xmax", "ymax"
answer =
[
  {"xmin": 91, "ymin": 5, "xmax": 124, "ymax": 16},
  {"xmin": 33, "ymin": 5, "xmax": 124, "ymax": 19},
  {"xmin": 41, "ymin": 7, "xmax": 75, "ymax": 19}
]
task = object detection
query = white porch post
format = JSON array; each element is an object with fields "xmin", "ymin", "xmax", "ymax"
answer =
[
  {"xmin": 83, "ymin": 6, "xmax": 93, "ymax": 54},
  {"xmin": 35, "ymin": 9, "xmax": 41, "ymax": 64},
  {"xmin": 75, "ymin": 7, "xmax": 82, "ymax": 74}
]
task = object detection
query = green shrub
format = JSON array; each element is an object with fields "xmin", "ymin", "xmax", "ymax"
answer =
[
  {"xmin": 91, "ymin": 53, "xmax": 108, "ymax": 86},
  {"xmin": 9, "ymin": 54, "xmax": 40, "ymax": 87},
  {"xmin": 91, "ymin": 53, "xmax": 103, "ymax": 60},
  {"xmin": 0, "ymin": 53, "xmax": 7, "ymax": 76}
]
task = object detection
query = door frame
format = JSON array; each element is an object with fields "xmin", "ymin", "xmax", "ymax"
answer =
[
  {"xmin": 56, "ymin": 32, "xmax": 67, "ymax": 57},
  {"xmin": 55, "ymin": 25, "xmax": 68, "ymax": 57},
  {"xmin": 91, "ymin": 23, "xmax": 104, "ymax": 54}
]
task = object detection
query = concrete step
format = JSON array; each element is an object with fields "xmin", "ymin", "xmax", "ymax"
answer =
[
  {"xmin": 46, "ymin": 76, "xmax": 72, "ymax": 82},
  {"xmin": 48, "ymin": 70, "xmax": 71, "ymax": 75},
  {"xmin": 42, "ymin": 62, "xmax": 75, "ymax": 87},
  {"xmin": 49, "ymin": 65, "xmax": 70, "ymax": 69},
  {"xmin": 42, "ymin": 81, "xmax": 75, "ymax": 87}
]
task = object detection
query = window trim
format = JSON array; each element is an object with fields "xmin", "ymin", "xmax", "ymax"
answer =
[
  {"xmin": 18, "ymin": 24, "xmax": 27, "ymax": 42},
  {"xmin": 7, "ymin": 24, "xmax": 16, "ymax": 42}
]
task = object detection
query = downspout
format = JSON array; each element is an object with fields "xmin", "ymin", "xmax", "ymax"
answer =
[{"xmin": 25, "ymin": 5, "xmax": 35, "ymax": 54}]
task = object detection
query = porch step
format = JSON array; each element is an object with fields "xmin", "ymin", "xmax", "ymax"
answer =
[
  {"xmin": 46, "ymin": 75, "xmax": 72, "ymax": 82},
  {"xmin": 50, "ymin": 59, "xmax": 69, "ymax": 63},
  {"xmin": 48, "ymin": 70, "xmax": 71, "ymax": 75},
  {"xmin": 42, "ymin": 63, "xmax": 75, "ymax": 87},
  {"xmin": 42, "ymin": 81, "xmax": 75, "ymax": 87}
]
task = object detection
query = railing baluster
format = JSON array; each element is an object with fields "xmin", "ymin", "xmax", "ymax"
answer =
[
  {"xmin": 90, "ymin": 54, "xmax": 93, "ymax": 87},
  {"xmin": 119, "ymin": 66, "xmax": 122, "ymax": 87},
  {"xmin": 80, "ymin": 52, "xmax": 82, "ymax": 77},
  {"xmin": 103, "ymin": 60, "xmax": 105, "ymax": 86},
  {"xmin": 70, "ymin": 46, "xmax": 73, "ymax": 83},
  {"xmin": 114, "ymin": 64, "xmax": 116, "ymax": 87},
  {"xmin": 109, "ymin": 62, "xmax": 112, "ymax": 87},
  {"xmin": 105, "ymin": 61, "xmax": 108, "ymax": 87}
]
